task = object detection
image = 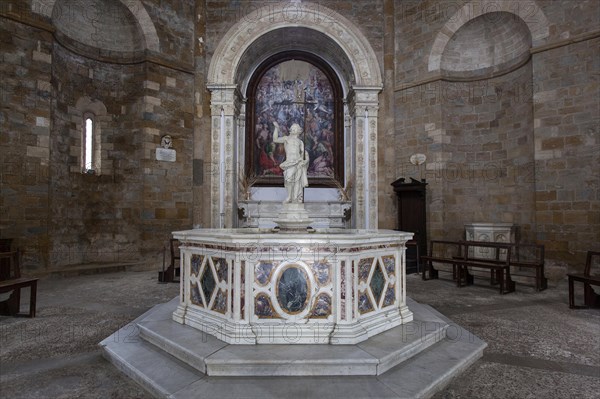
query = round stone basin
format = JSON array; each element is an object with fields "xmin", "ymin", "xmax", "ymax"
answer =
[{"xmin": 172, "ymin": 228, "xmax": 413, "ymax": 344}]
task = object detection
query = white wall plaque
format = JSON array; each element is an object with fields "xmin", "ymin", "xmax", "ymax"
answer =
[{"xmin": 156, "ymin": 148, "xmax": 176, "ymax": 162}]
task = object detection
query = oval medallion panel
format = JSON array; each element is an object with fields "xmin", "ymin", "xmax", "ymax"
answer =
[{"xmin": 277, "ymin": 266, "xmax": 309, "ymax": 314}]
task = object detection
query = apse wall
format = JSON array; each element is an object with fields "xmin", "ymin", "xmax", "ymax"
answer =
[
  {"xmin": 393, "ymin": 1, "xmax": 600, "ymax": 274},
  {"xmin": 0, "ymin": 0, "xmax": 195, "ymax": 271},
  {"xmin": 49, "ymin": 44, "xmax": 144, "ymax": 266},
  {"xmin": 440, "ymin": 62, "xmax": 535, "ymax": 241},
  {"xmin": 0, "ymin": 17, "xmax": 53, "ymax": 269}
]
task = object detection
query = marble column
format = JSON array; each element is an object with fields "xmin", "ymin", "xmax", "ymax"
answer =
[
  {"xmin": 207, "ymin": 84, "xmax": 241, "ymax": 228},
  {"xmin": 351, "ymin": 86, "xmax": 382, "ymax": 229}
]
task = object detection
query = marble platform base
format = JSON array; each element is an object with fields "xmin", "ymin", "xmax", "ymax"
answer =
[{"xmin": 100, "ymin": 297, "xmax": 486, "ymax": 398}]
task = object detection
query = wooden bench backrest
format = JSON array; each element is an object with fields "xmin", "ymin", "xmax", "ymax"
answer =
[
  {"xmin": 511, "ymin": 243, "xmax": 544, "ymax": 265},
  {"xmin": 585, "ymin": 251, "xmax": 600, "ymax": 277},
  {"xmin": 0, "ymin": 250, "xmax": 21, "ymax": 280},
  {"xmin": 170, "ymin": 239, "xmax": 181, "ymax": 261},
  {"xmin": 461, "ymin": 240, "xmax": 512, "ymax": 265},
  {"xmin": 428, "ymin": 240, "xmax": 462, "ymax": 258}
]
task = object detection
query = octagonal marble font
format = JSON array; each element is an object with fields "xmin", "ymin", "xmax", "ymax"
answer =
[{"xmin": 172, "ymin": 228, "xmax": 413, "ymax": 344}]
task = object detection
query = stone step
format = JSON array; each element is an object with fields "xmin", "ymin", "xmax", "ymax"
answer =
[
  {"xmin": 135, "ymin": 299, "xmax": 449, "ymax": 377},
  {"xmin": 137, "ymin": 318, "xmax": 228, "ymax": 374},
  {"xmin": 99, "ymin": 304, "xmax": 205, "ymax": 398},
  {"xmin": 100, "ymin": 297, "xmax": 486, "ymax": 398}
]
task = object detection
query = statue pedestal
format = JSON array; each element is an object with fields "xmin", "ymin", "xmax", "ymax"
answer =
[{"xmin": 273, "ymin": 202, "xmax": 314, "ymax": 231}]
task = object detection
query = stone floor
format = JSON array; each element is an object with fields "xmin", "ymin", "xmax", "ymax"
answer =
[{"xmin": 0, "ymin": 269, "xmax": 598, "ymax": 398}]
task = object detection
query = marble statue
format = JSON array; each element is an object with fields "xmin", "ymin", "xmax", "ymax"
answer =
[{"xmin": 272, "ymin": 122, "xmax": 309, "ymax": 203}]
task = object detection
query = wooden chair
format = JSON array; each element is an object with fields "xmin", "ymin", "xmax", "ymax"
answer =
[
  {"xmin": 568, "ymin": 251, "xmax": 600, "ymax": 309},
  {"xmin": 0, "ymin": 249, "xmax": 38, "ymax": 317}
]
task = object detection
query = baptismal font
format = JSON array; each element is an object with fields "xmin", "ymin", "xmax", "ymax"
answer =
[{"xmin": 170, "ymin": 122, "xmax": 413, "ymax": 344}]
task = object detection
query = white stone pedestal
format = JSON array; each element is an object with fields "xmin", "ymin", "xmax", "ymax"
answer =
[
  {"xmin": 273, "ymin": 202, "xmax": 314, "ymax": 231},
  {"xmin": 465, "ymin": 223, "xmax": 518, "ymax": 260}
]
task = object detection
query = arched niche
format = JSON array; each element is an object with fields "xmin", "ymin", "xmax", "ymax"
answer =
[
  {"xmin": 207, "ymin": 2, "xmax": 382, "ymax": 229},
  {"xmin": 428, "ymin": 0, "xmax": 549, "ymax": 73},
  {"xmin": 31, "ymin": 0, "xmax": 160, "ymax": 58},
  {"xmin": 432, "ymin": 8, "xmax": 539, "ymax": 242},
  {"xmin": 245, "ymin": 51, "xmax": 345, "ymax": 188}
]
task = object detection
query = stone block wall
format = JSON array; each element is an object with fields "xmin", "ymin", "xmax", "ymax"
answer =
[
  {"xmin": 1, "ymin": 1, "xmax": 196, "ymax": 272},
  {"xmin": 441, "ymin": 62, "xmax": 536, "ymax": 241},
  {"xmin": 392, "ymin": 0, "xmax": 599, "ymax": 273},
  {"xmin": 0, "ymin": 16, "xmax": 53, "ymax": 269},
  {"xmin": 141, "ymin": 0, "xmax": 195, "ymax": 67},
  {"xmin": 532, "ymin": 37, "xmax": 600, "ymax": 265},
  {"xmin": 49, "ymin": 43, "xmax": 145, "ymax": 267},
  {"xmin": 139, "ymin": 62, "xmax": 194, "ymax": 260},
  {"xmin": 1, "ymin": 0, "xmax": 597, "ymax": 275}
]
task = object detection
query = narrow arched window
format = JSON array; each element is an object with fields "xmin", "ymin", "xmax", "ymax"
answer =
[
  {"xmin": 82, "ymin": 114, "xmax": 97, "ymax": 173},
  {"xmin": 84, "ymin": 117, "xmax": 93, "ymax": 170}
]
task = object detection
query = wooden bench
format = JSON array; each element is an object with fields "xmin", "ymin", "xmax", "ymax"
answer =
[
  {"xmin": 0, "ymin": 250, "xmax": 38, "ymax": 317},
  {"xmin": 158, "ymin": 239, "xmax": 181, "ymax": 283},
  {"xmin": 510, "ymin": 243, "xmax": 547, "ymax": 291},
  {"xmin": 459, "ymin": 241, "xmax": 547, "ymax": 292},
  {"xmin": 421, "ymin": 240, "xmax": 515, "ymax": 294},
  {"xmin": 568, "ymin": 251, "xmax": 600, "ymax": 309}
]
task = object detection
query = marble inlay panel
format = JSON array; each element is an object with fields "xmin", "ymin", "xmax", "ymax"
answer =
[
  {"xmin": 312, "ymin": 261, "xmax": 331, "ymax": 286},
  {"xmin": 213, "ymin": 257, "xmax": 228, "ymax": 282},
  {"xmin": 255, "ymin": 261, "xmax": 276, "ymax": 285},
  {"xmin": 382, "ymin": 284, "xmax": 395, "ymax": 308},
  {"xmin": 190, "ymin": 282, "xmax": 203, "ymax": 307},
  {"xmin": 255, "ymin": 293, "xmax": 279, "ymax": 318},
  {"xmin": 340, "ymin": 260, "xmax": 346, "ymax": 321},
  {"xmin": 369, "ymin": 262, "xmax": 385, "ymax": 305},
  {"xmin": 352, "ymin": 261, "xmax": 356, "ymax": 319},
  {"xmin": 191, "ymin": 254, "xmax": 203, "ymax": 277},
  {"xmin": 310, "ymin": 293, "xmax": 332, "ymax": 318},
  {"xmin": 381, "ymin": 255, "xmax": 395, "ymax": 276},
  {"xmin": 201, "ymin": 264, "xmax": 216, "ymax": 304},
  {"xmin": 212, "ymin": 289, "xmax": 228, "ymax": 314},
  {"xmin": 358, "ymin": 290, "xmax": 374, "ymax": 314},
  {"xmin": 358, "ymin": 257, "xmax": 374, "ymax": 283},
  {"xmin": 240, "ymin": 261, "xmax": 245, "ymax": 319},
  {"xmin": 276, "ymin": 266, "xmax": 309, "ymax": 314}
]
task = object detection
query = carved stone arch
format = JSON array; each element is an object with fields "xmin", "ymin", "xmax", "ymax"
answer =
[
  {"xmin": 207, "ymin": 2, "xmax": 383, "ymax": 229},
  {"xmin": 207, "ymin": 2, "xmax": 382, "ymax": 88},
  {"xmin": 31, "ymin": 0, "xmax": 160, "ymax": 52},
  {"xmin": 428, "ymin": 0, "xmax": 550, "ymax": 72},
  {"xmin": 76, "ymin": 96, "xmax": 108, "ymax": 116}
]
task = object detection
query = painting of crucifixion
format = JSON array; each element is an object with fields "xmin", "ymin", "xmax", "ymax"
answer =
[{"xmin": 248, "ymin": 58, "xmax": 341, "ymax": 186}]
